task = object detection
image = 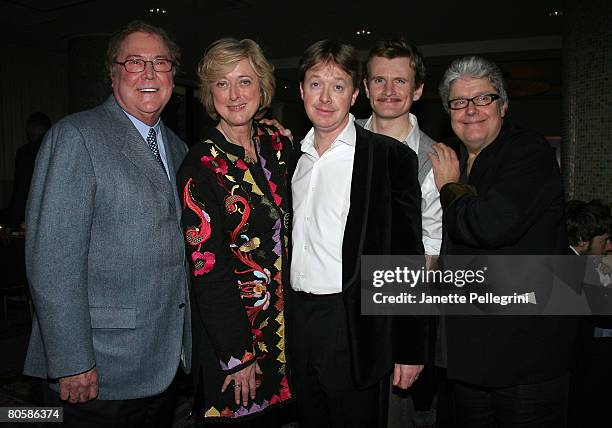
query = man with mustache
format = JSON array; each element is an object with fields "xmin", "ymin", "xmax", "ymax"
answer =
[{"xmin": 357, "ymin": 40, "xmax": 441, "ymax": 426}]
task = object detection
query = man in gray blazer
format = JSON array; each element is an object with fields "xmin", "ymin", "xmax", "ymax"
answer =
[{"xmin": 23, "ymin": 20, "xmax": 191, "ymax": 427}]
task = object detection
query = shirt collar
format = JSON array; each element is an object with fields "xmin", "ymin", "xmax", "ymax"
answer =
[
  {"xmin": 301, "ymin": 113, "xmax": 357, "ymax": 156},
  {"xmin": 363, "ymin": 113, "xmax": 420, "ymax": 152},
  {"xmin": 122, "ymin": 109, "xmax": 161, "ymax": 142}
]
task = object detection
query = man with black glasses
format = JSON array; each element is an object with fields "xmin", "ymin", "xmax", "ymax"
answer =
[
  {"xmin": 429, "ymin": 56, "xmax": 579, "ymax": 428},
  {"xmin": 23, "ymin": 21, "xmax": 191, "ymax": 427}
]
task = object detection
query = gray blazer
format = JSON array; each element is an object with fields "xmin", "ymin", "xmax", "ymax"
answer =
[
  {"xmin": 23, "ymin": 96, "xmax": 191, "ymax": 400},
  {"xmin": 355, "ymin": 117, "xmax": 435, "ymax": 184}
]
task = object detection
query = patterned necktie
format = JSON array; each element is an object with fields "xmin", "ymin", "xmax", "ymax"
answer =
[{"xmin": 146, "ymin": 128, "xmax": 167, "ymax": 174}]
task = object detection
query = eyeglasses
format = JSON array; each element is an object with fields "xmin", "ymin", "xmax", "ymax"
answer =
[
  {"xmin": 114, "ymin": 58, "xmax": 174, "ymax": 73},
  {"xmin": 447, "ymin": 93, "xmax": 500, "ymax": 110}
]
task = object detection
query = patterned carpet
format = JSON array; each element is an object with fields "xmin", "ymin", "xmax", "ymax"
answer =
[{"xmin": 0, "ymin": 300, "xmax": 298, "ymax": 427}]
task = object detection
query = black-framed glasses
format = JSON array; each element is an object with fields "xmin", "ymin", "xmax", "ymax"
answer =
[
  {"xmin": 448, "ymin": 93, "xmax": 500, "ymax": 110},
  {"xmin": 114, "ymin": 58, "xmax": 174, "ymax": 73}
]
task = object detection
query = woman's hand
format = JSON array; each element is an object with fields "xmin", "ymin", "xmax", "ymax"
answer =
[{"xmin": 221, "ymin": 361, "xmax": 262, "ymax": 406}]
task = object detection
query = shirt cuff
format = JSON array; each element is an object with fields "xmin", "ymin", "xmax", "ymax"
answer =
[{"xmin": 439, "ymin": 182, "xmax": 477, "ymax": 210}]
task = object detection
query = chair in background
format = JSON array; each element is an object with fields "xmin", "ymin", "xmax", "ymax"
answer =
[{"xmin": 0, "ymin": 283, "xmax": 33, "ymax": 321}]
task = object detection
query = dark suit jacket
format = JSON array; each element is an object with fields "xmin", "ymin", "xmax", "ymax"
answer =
[
  {"xmin": 439, "ymin": 121, "xmax": 579, "ymax": 388},
  {"xmin": 289, "ymin": 123, "xmax": 429, "ymax": 389}
]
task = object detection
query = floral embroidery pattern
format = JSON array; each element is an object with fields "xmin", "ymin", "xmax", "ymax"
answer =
[
  {"xmin": 201, "ymin": 155, "xmax": 228, "ymax": 175},
  {"xmin": 181, "ymin": 124, "xmax": 291, "ymax": 420},
  {"xmin": 183, "ymin": 178, "xmax": 215, "ymax": 275}
]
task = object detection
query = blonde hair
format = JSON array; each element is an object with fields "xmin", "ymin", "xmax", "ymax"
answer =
[{"xmin": 197, "ymin": 38, "xmax": 275, "ymax": 121}]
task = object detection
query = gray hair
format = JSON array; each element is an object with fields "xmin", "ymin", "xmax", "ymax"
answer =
[{"xmin": 438, "ymin": 56, "xmax": 507, "ymax": 113}]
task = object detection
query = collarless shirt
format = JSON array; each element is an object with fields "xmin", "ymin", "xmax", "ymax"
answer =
[
  {"xmin": 290, "ymin": 114, "xmax": 356, "ymax": 294},
  {"xmin": 123, "ymin": 110, "xmax": 170, "ymax": 180},
  {"xmin": 363, "ymin": 113, "xmax": 442, "ymax": 256}
]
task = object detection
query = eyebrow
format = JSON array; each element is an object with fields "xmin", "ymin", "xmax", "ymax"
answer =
[
  {"xmin": 308, "ymin": 73, "xmax": 348, "ymax": 82},
  {"xmin": 216, "ymin": 74, "xmax": 255, "ymax": 80},
  {"xmin": 124, "ymin": 54, "xmax": 170, "ymax": 59},
  {"xmin": 450, "ymin": 91, "xmax": 494, "ymax": 98},
  {"xmin": 370, "ymin": 75, "xmax": 409, "ymax": 80}
]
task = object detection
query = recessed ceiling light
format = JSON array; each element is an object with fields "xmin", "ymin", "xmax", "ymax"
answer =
[
  {"xmin": 548, "ymin": 10, "xmax": 563, "ymax": 17},
  {"xmin": 149, "ymin": 7, "xmax": 167, "ymax": 14},
  {"xmin": 355, "ymin": 29, "xmax": 372, "ymax": 36}
]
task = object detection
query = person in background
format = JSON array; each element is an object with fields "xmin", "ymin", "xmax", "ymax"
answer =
[
  {"xmin": 430, "ymin": 55, "xmax": 579, "ymax": 428},
  {"xmin": 0, "ymin": 112, "xmax": 51, "ymax": 286},
  {"xmin": 177, "ymin": 37, "xmax": 293, "ymax": 426},
  {"xmin": 357, "ymin": 38, "xmax": 440, "ymax": 428},
  {"xmin": 23, "ymin": 20, "xmax": 191, "ymax": 427},
  {"xmin": 3, "ymin": 111, "xmax": 51, "ymax": 229},
  {"xmin": 289, "ymin": 39, "xmax": 427, "ymax": 428},
  {"xmin": 565, "ymin": 199, "xmax": 612, "ymax": 428},
  {"xmin": 566, "ymin": 199, "xmax": 612, "ymax": 257}
]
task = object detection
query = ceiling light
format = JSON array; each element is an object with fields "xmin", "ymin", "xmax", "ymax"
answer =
[
  {"xmin": 355, "ymin": 29, "xmax": 372, "ymax": 36},
  {"xmin": 149, "ymin": 7, "xmax": 167, "ymax": 14},
  {"xmin": 548, "ymin": 10, "xmax": 563, "ymax": 17}
]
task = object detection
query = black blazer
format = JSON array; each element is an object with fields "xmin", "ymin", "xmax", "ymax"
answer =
[
  {"xmin": 439, "ymin": 121, "xmax": 580, "ymax": 388},
  {"xmin": 288, "ymin": 124, "xmax": 429, "ymax": 388}
]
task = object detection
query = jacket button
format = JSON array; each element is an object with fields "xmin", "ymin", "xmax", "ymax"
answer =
[{"xmin": 178, "ymin": 303, "xmax": 185, "ymax": 309}]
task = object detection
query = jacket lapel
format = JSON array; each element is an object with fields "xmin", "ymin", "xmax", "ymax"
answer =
[
  {"xmin": 342, "ymin": 126, "xmax": 373, "ymax": 290},
  {"xmin": 159, "ymin": 125, "xmax": 184, "ymax": 219},
  {"xmin": 103, "ymin": 97, "xmax": 177, "ymax": 209}
]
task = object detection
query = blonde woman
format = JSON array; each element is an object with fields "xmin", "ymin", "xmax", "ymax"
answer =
[{"xmin": 177, "ymin": 38, "xmax": 292, "ymax": 425}]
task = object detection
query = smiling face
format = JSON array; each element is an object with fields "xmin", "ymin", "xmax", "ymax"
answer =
[
  {"xmin": 111, "ymin": 31, "xmax": 174, "ymax": 126},
  {"xmin": 300, "ymin": 61, "xmax": 359, "ymax": 136},
  {"xmin": 449, "ymin": 76, "xmax": 507, "ymax": 154},
  {"xmin": 211, "ymin": 58, "xmax": 261, "ymax": 128},
  {"xmin": 364, "ymin": 56, "xmax": 423, "ymax": 120}
]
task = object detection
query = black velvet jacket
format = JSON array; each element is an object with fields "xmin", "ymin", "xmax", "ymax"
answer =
[
  {"xmin": 439, "ymin": 121, "xmax": 579, "ymax": 388},
  {"xmin": 288, "ymin": 124, "xmax": 429, "ymax": 388}
]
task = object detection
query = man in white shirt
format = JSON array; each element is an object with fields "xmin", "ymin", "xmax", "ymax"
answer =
[
  {"xmin": 356, "ymin": 38, "xmax": 441, "ymax": 428},
  {"xmin": 289, "ymin": 39, "xmax": 427, "ymax": 428},
  {"xmin": 357, "ymin": 39, "xmax": 442, "ymax": 264}
]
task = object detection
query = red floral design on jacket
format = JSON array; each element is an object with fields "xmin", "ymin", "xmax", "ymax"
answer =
[{"xmin": 183, "ymin": 178, "xmax": 215, "ymax": 275}]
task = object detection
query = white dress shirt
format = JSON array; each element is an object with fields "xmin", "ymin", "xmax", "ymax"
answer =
[
  {"xmin": 291, "ymin": 115, "xmax": 357, "ymax": 294},
  {"xmin": 363, "ymin": 113, "xmax": 442, "ymax": 255}
]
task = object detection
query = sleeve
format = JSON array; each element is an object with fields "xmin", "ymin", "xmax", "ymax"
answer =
[
  {"xmin": 25, "ymin": 122, "xmax": 97, "ymax": 379},
  {"xmin": 178, "ymin": 155, "xmax": 255, "ymax": 374},
  {"xmin": 390, "ymin": 145, "xmax": 424, "ymax": 257},
  {"xmin": 420, "ymin": 170, "xmax": 443, "ymax": 256},
  {"xmin": 388, "ymin": 144, "xmax": 430, "ymax": 363},
  {"xmin": 441, "ymin": 136, "xmax": 559, "ymax": 249}
]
